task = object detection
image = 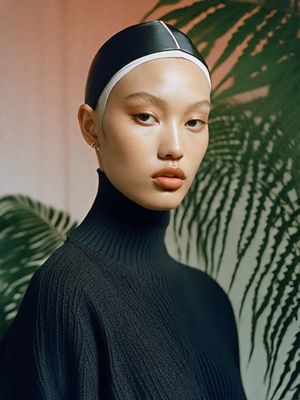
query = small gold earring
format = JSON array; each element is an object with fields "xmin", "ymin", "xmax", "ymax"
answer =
[{"xmin": 91, "ymin": 142, "xmax": 100, "ymax": 151}]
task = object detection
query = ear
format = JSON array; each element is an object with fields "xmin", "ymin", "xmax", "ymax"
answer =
[{"xmin": 77, "ymin": 103, "xmax": 100, "ymax": 146}]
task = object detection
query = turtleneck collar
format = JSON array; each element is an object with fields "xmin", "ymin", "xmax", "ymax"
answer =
[{"xmin": 66, "ymin": 168, "xmax": 172, "ymax": 273}]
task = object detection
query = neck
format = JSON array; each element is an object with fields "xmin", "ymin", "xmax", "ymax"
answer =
[{"xmin": 67, "ymin": 169, "xmax": 172, "ymax": 273}]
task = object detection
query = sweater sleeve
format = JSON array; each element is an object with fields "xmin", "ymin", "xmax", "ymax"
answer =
[{"xmin": 0, "ymin": 253, "xmax": 108, "ymax": 400}]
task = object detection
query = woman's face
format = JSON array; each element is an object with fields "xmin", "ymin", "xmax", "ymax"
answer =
[{"xmin": 94, "ymin": 57, "xmax": 211, "ymax": 211}]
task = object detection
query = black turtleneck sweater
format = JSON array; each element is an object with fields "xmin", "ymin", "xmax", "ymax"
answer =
[{"xmin": 0, "ymin": 169, "xmax": 247, "ymax": 400}]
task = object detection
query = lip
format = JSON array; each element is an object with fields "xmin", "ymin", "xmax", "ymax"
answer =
[{"xmin": 151, "ymin": 166, "xmax": 186, "ymax": 190}]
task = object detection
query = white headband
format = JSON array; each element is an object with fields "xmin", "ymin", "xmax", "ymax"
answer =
[{"xmin": 96, "ymin": 49, "xmax": 211, "ymax": 117}]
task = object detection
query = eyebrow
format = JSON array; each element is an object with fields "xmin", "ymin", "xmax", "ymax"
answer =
[{"xmin": 125, "ymin": 91, "xmax": 210, "ymax": 109}]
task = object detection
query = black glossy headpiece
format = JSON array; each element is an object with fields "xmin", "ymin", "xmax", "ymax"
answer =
[{"xmin": 85, "ymin": 20, "xmax": 211, "ymax": 110}]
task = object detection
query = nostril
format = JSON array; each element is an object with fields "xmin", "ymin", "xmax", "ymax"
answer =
[{"xmin": 165, "ymin": 153, "xmax": 183, "ymax": 160}]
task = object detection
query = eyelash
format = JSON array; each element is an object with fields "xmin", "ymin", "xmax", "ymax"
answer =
[
  {"xmin": 133, "ymin": 113, "xmax": 157, "ymax": 124},
  {"xmin": 132, "ymin": 112, "xmax": 207, "ymax": 129},
  {"xmin": 186, "ymin": 119, "xmax": 206, "ymax": 129}
]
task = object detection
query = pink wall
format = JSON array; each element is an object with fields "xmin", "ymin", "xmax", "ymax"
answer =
[{"xmin": 0, "ymin": 0, "xmax": 158, "ymax": 218}]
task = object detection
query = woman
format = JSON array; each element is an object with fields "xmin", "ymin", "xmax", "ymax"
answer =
[{"xmin": 0, "ymin": 20, "xmax": 247, "ymax": 399}]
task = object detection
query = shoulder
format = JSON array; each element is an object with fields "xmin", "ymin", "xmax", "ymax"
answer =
[
  {"xmin": 25, "ymin": 239, "xmax": 113, "ymax": 314},
  {"xmin": 175, "ymin": 261, "xmax": 231, "ymax": 301},
  {"xmin": 197, "ymin": 267, "xmax": 237, "ymax": 319},
  {"xmin": 33, "ymin": 238, "xmax": 109, "ymax": 284},
  {"xmin": 175, "ymin": 261, "xmax": 237, "ymax": 322},
  {"xmin": 197, "ymin": 268, "xmax": 234, "ymax": 308}
]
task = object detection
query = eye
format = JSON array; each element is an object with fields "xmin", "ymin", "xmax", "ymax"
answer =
[
  {"xmin": 185, "ymin": 118, "xmax": 206, "ymax": 129},
  {"xmin": 133, "ymin": 113, "xmax": 158, "ymax": 124}
]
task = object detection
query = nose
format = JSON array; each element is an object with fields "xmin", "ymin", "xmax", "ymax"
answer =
[{"xmin": 157, "ymin": 121, "xmax": 183, "ymax": 160}]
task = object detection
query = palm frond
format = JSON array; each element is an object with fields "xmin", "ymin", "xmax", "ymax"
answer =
[
  {"xmin": 0, "ymin": 194, "xmax": 77, "ymax": 336},
  {"xmin": 144, "ymin": 1, "xmax": 300, "ymax": 398}
]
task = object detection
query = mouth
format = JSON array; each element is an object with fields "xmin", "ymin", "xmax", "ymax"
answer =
[{"xmin": 151, "ymin": 166, "xmax": 186, "ymax": 190}]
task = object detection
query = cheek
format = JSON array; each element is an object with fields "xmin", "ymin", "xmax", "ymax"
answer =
[
  {"xmin": 101, "ymin": 118, "xmax": 130, "ymax": 153},
  {"xmin": 188, "ymin": 131, "xmax": 209, "ymax": 160},
  {"xmin": 101, "ymin": 118, "xmax": 152, "ymax": 165}
]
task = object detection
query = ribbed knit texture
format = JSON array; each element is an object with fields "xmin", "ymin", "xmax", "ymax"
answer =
[{"xmin": 0, "ymin": 169, "xmax": 247, "ymax": 400}]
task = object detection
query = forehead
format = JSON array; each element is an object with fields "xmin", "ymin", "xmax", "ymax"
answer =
[{"xmin": 111, "ymin": 57, "xmax": 211, "ymax": 97}]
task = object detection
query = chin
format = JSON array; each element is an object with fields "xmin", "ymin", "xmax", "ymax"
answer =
[{"xmin": 140, "ymin": 192, "xmax": 184, "ymax": 211}]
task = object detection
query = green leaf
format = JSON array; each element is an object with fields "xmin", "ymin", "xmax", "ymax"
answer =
[
  {"xmin": 0, "ymin": 195, "xmax": 77, "ymax": 336},
  {"xmin": 144, "ymin": 1, "xmax": 300, "ymax": 397}
]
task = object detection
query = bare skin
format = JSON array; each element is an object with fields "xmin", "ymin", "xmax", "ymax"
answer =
[{"xmin": 78, "ymin": 57, "xmax": 211, "ymax": 211}]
